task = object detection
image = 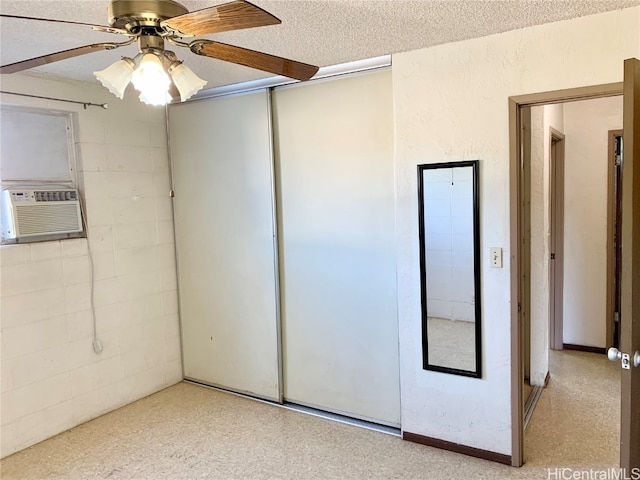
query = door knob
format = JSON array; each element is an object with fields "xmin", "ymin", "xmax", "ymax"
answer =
[
  {"xmin": 608, "ymin": 347, "xmax": 640, "ymax": 369},
  {"xmin": 608, "ymin": 347, "xmax": 622, "ymax": 361}
]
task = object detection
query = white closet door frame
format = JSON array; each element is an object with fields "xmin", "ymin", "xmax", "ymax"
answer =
[
  {"xmin": 169, "ymin": 89, "xmax": 282, "ymax": 402},
  {"xmin": 272, "ymin": 69, "xmax": 401, "ymax": 427},
  {"xmin": 170, "ymin": 68, "xmax": 400, "ymax": 426}
]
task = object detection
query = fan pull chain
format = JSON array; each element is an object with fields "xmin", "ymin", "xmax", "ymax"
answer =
[{"xmin": 0, "ymin": 90, "xmax": 108, "ymax": 109}]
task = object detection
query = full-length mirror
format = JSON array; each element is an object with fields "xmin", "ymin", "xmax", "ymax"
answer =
[{"xmin": 418, "ymin": 160, "xmax": 481, "ymax": 378}]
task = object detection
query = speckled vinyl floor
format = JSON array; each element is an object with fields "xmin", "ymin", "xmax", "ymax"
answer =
[{"xmin": 0, "ymin": 350, "xmax": 620, "ymax": 480}]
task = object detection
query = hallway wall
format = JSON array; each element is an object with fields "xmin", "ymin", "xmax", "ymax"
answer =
[
  {"xmin": 529, "ymin": 103, "xmax": 564, "ymax": 386},
  {"xmin": 562, "ymin": 96, "xmax": 624, "ymax": 348}
]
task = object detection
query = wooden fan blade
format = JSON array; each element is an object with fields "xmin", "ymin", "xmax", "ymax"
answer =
[
  {"xmin": 161, "ymin": 0, "xmax": 280, "ymax": 36},
  {"xmin": 0, "ymin": 14, "xmax": 127, "ymax": 35},
  {"xmin": 192, "ymin": 41, "xmax": 318, "ymax": 81},
  {"xmin": 1, "ymin": 43, "xmax": 122, "ymax": 74}
]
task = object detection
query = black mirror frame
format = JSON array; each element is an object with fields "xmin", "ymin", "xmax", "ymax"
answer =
[{"xmin": 417, "ymin": 160, "xmax": 482, "ymax": 378}]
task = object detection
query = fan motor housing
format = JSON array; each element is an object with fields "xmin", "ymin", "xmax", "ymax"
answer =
[{"xmin": 108, "ymin": 0, "xmax": 189, "ymax": 29}]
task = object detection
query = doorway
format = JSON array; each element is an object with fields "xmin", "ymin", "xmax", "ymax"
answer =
[
  {"xmin": 508, "ymin": 83, "xmax": 625, "ymax": 467},
  {"xmin": 520, "ymin": 96, "xmax": 624, "ymax": 468}
]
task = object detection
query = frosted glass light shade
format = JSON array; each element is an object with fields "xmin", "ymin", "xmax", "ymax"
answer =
[
  {"xmin": 131, "ymin": 53, "xmax": 171, "ymax": 106},
  {"xmin": 169, "ymin": 63, "xmax": 207, "ymax": 102},
  {"xmin": 138, "ymin": 90, "xmax": 171, "ymax": 107},
  {"xmin": 94, "ymin": 58, "xmax": 135, "ymax": 99}
]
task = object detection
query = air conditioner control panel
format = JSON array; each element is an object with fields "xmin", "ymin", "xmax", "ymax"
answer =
[{"xmin": 8, "ymin": 190, "xmax": 79, "ymax": 203}]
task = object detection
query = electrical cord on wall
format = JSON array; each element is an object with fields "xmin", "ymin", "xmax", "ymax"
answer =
[{"xmin": 77, "ymin": 194, "xmax": 103, "ymax": 354}]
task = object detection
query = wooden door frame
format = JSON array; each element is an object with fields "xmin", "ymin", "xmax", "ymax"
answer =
[
  {"xmin": 509, "ymin": 82, "xmax": 623, "ymax": 467},
  {"xmin": 522, "ymin": 107, "xmax": 532, "ymax": 382},
  {"xmin": 606, "ymin": 129, "xmax": 624, "ymax": 350},
  {"xmin": 549, "ymin": 128, "xmax": 566, "ymax": 351}
]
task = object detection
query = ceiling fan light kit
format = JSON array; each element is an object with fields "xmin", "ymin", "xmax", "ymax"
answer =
[
  {"xmin": 96, "ymin": 30, "xmax": 208, "ymax": 106},
  {"xmin": 94, "ymin": 57, "xmax": 135, "ymax": 99},
  {"xmin": 168, "ymin": 62, "xmax": 208, "ymax": 102},
  {"xmin": 0, "ymin": 0, "xmax": 319, "ymax": 106},
  {"xmin": 131, "ymin": 53, "xmax": 172, "ymax": 105}
]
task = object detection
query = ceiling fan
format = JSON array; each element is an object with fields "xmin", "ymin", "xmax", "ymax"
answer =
[{"xmin": 0, "ymin": 0, "xmax": 319, "ymax": 105}]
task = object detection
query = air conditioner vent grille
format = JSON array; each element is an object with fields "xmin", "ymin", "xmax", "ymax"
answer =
[{"xmin": 15, "ymin": 204, "xmax": 81, "ymax": 235}]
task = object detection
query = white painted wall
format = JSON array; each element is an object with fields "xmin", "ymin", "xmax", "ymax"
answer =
[
  {"xmin": 563, "ymin": 96, "xmax": 623, "ymax": 348},
  {"xmin": 393, "ymin": 7, "xmax": 639, "ymax": 455},
  {"xmin": 529, "ymin": 103, "xmax": 564, "ymax": 386},
  {"xmin": 0, "ymin": 74, "xmax": 182, "ymax": 458},
  {"xmin": 528, "ymin": 105, "xmax": 545, "ymax": 382}
]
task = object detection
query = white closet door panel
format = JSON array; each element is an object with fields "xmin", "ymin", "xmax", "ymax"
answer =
[
  {"xmin": 273, "ymin": 70, "xmax": 400, "ymax": 425},
  {"xmin": 169, "ymin": 90, "xmax": 280, "ymax": 400}
]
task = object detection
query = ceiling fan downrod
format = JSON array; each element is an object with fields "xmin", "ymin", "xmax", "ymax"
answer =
[{"xmin": 139, "ymin": 31, "xmax": 165, "ymax": 53}]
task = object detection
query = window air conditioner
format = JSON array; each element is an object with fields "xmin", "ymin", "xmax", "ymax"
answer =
[{"xmin": 1, "ymin": 187, "xmax": 83, "ymax": 240}]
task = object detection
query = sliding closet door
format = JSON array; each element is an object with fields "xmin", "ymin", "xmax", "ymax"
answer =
[
  {"xmin": 168, "ymin": 90, "xmax": 281, "ymax": 401},
  {"xmin": 273, "ymin": 70, "xmax": 400, "ymax": 425}
]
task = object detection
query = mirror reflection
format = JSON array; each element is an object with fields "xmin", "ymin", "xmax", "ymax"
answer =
[{"xmin": 418, "ymin": 160, "xmax": 481, "ymax": 378}]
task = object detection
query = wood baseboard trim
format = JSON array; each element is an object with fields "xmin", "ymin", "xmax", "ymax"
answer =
[
  {"xmin": 563, "ymin": 344, "xmax": 606, "ymax": 354},
  {"xmin": 402, "ymin": 431, "xmax": 512, "ymax": 466}
]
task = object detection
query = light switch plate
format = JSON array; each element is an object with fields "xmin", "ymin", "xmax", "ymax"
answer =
[{"xmin": 490, "ymin": 247, "xmax": 502, "ymax": 268}]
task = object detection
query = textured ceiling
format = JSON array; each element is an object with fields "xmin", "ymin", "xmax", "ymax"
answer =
[{"xmin": 1, "ymin": 0, "xmax": 638, "ymax": 90}]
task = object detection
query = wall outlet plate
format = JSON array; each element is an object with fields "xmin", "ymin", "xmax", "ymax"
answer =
[{"xmin": 490, "ymin": 247, "xmax": 503, "ymax": 268}]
